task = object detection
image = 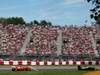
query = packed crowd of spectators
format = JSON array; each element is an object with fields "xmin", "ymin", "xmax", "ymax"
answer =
[
  {"xmin": 0, "ymin": 24, "xmax": 29, "ymax": 55},
  {"xmin": 0, "ymin": 24, "xmax": 100, "ymax": 57},
  {"xmin": 25, "ymin": 26, "xmax": 59, "ymax": 55},
  {"xmin": 62, "ymin": 26, "xmax": 97, "ymax": 56}
]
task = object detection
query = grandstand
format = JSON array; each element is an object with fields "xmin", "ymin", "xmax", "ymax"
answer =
[{"xmin": 0, "ymin": 24, "xmax": 100, "ymax": 61}]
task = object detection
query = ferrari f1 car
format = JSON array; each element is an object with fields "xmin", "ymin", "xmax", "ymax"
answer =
[{"xmin": 12, "ymin": 66, "xmax": 32, "ymax": 71}]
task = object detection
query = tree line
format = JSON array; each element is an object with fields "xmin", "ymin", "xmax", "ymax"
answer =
[{"xmin": 0, "ymin": 17, "xmax": 52, "ymax": 26}]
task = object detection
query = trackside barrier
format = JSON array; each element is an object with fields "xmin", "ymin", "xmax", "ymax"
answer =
[
  {"xmin": 13, "ymin": 61, "xmax": 18, "ymax": 65},
  {"xmin": 39, "ymin": 61, "xmax": 44, "ymax": 65},
  {"xmin": 22, "ymin": 60, "xmax": 27, "ymax": 65},
  {"xmin": 1, "ymin": 60, "xmax": 100, "ymax": 65},
  {"xmin": 31, "ymin": 61, "xmax": 36, "ymax": 65},
  {"xmin": 47, "ymin": 61, "xmax": 52, "ymax": 65}
]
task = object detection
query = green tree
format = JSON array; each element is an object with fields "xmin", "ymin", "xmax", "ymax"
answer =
[
  {"xmin": 15, "ymin": 17, "xmax": 26, "ymax": 24},
  {"xmin": 34, "ymin": 20, "xmax": 39, "ymax": 25},
  {"xmin": 40, "ymin": 20, "xmax": 48, "ymax": 26},
  {"xmin": 0, "ymin": 18, "xmax": 6, "ymax": 24},
  {"xmin": 0, "ymin": 17, "xmax": 26, "ymax": 25},
  {"xmin": 87, "ymin": 0, "xmax": 100, "ymax": 24},
  {"xmin": 47, "ymin": 22, "xmax": 52, "ymax": 26}
]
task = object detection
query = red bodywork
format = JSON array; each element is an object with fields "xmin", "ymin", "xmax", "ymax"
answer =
[{"xmin": 15, "ymin": 66, "xmax": 32, "ymax": 71}]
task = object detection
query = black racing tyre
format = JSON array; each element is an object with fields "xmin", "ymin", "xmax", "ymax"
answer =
[{"xmin": 12, "ymin": 68, "xmax": 16, "ymax": 71}]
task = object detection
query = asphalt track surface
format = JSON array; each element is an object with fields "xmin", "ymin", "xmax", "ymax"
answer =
[{"xmin": 0, "ymin": 66, "xmax": 100, "ymax": 71}]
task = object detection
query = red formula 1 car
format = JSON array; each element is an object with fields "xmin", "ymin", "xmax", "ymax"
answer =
[{"xmin": 12, "ymin": 66, "xmax": 32, "ymax": 71}]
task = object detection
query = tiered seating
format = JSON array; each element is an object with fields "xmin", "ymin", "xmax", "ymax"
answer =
[
  {"xmin": 0, "ymin": 24, "xmax": 99, "ymax": 60},
  {"xmin": 62, "ymin": 26, "xmax": 97, "ymax": 57},
  {"xmin": 25, "ymin": 26, "xmax": 58, "ymax": 55},
  {"xmin": 0, "ymin": 24, "xmax": 29, "ymax": 55}
]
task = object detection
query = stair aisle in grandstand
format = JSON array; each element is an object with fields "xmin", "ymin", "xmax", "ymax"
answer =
[
  {"xmin": 90, "ymin": 31, "xmax": 99, "ymax": 57},
  {"xmin": 20, "ymin": 30, "xmax": 32, "ymax": 55},
  {"xmin": 56, "ymin": 30, "xmax": 63, "ymax": 56}
]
